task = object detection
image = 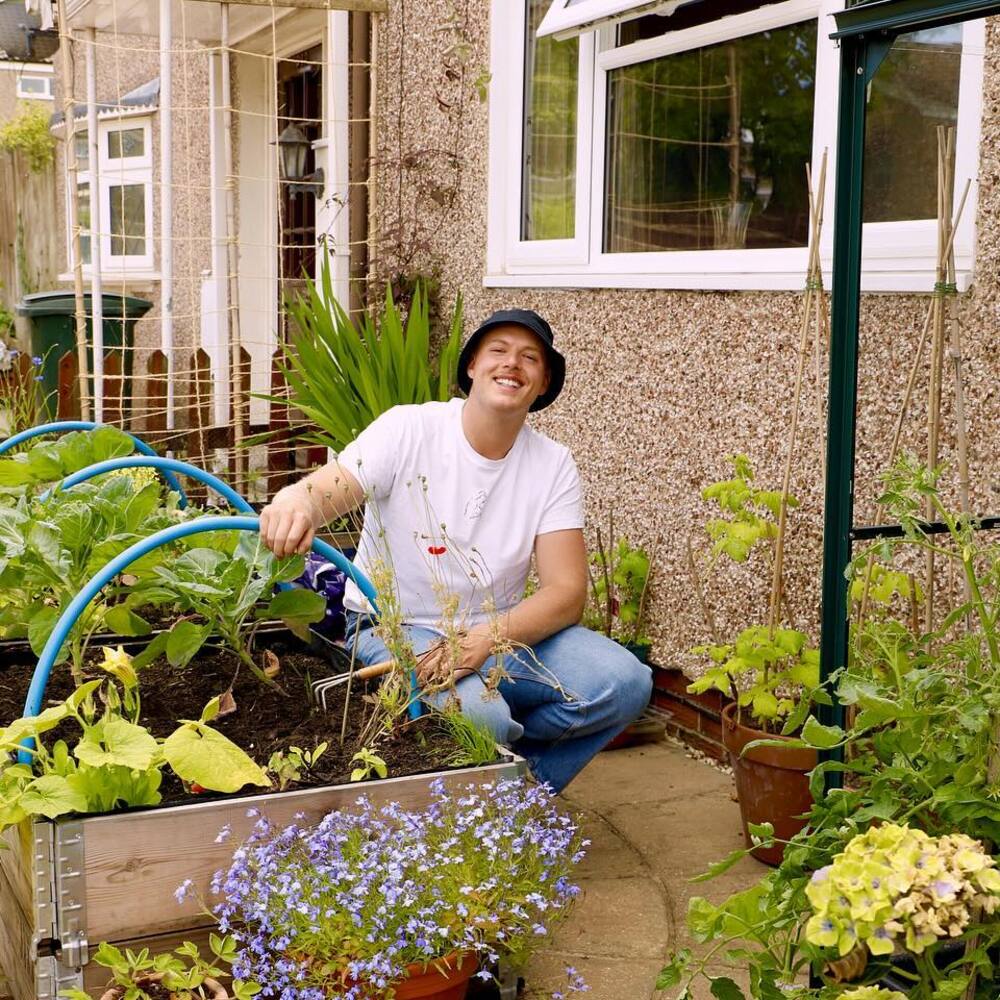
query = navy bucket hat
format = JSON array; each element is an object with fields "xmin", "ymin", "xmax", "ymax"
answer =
[{"xmin": 457, "ymin": 308, "xmax": 566, "ymax": 412}]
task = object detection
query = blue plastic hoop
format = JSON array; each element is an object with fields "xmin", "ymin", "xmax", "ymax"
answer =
[
  {"xmin": 39, "ymin": 456, "xmax": 252, "ymax": 514},
  {"xmin": 0, "ymin": 421, "xmax": 187, "ymax": 503},
  {"xmin": 18, "ymin": 515, "xmax": 418, "ymax": 763}
]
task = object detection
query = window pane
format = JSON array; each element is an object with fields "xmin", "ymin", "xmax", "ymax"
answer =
[
  {"xmin": 73, "ymin": 130, "xmax": 89, "ymax": 171},
  {"xmin": 109, "ymin": 183, "xmax": 146, "ymax": 256},
  {"xmin": 618, "ymin": 1, "xmax": 786, "ymax": 46},
  {"xmin": 604, "ymin": 19, "xmax": 816, "ymax": 253},
  {"xmin": 108, "ymin": 127, "xmax": 145, "ymax": 159},
  {"xmin": 863, "ymin": 25, "xmax": 962, "ymax": 223},
  {"xmin": 522, "ymin": 0, "xmax": 579, "ymax": 241},
  {"xmin": 76, "ymin": 183, "xmax": 92, "ymax": 265},
  {"xmin": 18, "ymin": 76, "xmax": 49, "ymax": 96}
]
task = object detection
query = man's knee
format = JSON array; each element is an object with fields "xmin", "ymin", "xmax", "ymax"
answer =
[{"xmin": 603, "ymin": 640, "xmax": 653, "ymax": 722}]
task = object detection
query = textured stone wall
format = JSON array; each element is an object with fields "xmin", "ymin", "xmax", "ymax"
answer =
[{"xmin": 369, "ymin": 5, "xmax": 1000, "ymax": 675}]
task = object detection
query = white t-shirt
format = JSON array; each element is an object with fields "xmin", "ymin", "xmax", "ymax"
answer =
[{"xmin": 338, "ymin": 398, "xmax": 583, "ymax": 629}]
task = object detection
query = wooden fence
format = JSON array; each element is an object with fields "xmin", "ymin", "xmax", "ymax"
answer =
[
  {"xmin": 0, "ymin": 149, "xmax": 60, "ymax": 323},
  {"xmin": 1, "ymin": 345, "xmax": 323, "ymax": 504}
]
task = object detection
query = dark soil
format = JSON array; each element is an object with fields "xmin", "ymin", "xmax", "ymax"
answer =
[{"xmin": 0, "ymin": 632, "xmax": 481, "ymax": 806}]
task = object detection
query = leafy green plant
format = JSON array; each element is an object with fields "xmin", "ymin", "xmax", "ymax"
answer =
[
  {"xmin": 349, "ymin": 746, "xmax": 388, "ymax": 782},
  {"xmin": 583, "ymin": 509, "xmax": 656, "ymax": 645},
  {"xmin": 267, "ymin": 742, "xmax": 328, "ymax": 791},
  {"xmin": 437, "ymin": 708, "xmax": 499, "ymax": 767},
  {"xmin": 659, "ymin": 458, "xmax": 1000, "ymax": 1000},
  {"xmin": 0, "ymin": 102, "xmax": 55, "ymax": 173},
  {"xmin": 146, "ymin": 536, "xmax": 327, "ymax": 684},
  {"xmin": 0, "ymin": 646, "xmax": 267, "ymax": 833},
  {"xmin": 0, "ymin": 473, "xmax": 194, "ymax": 680},
  {"xmin": 268, "ymin": 258, "xmax": 463, "ymax": 453},
  {"xmin": 688, "ymin": 455, "xmax": 819, "ymax": 732},
  {"xmin": 60, "ymin": 934, "xmax": 260, "ymax": 1000},
  {"xmin": 0, "ymin": 425, "xmax": 137, "ymax": 487}
]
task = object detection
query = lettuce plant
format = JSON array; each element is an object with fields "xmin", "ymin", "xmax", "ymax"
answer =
[{"xmin": 0, "ymin": 646, "xmax": 267, "ymax": 833}]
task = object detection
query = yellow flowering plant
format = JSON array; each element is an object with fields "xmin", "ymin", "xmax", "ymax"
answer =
[{"xmin": 805, "ymin": 824, "xmax": 1000, "ymax": 958}]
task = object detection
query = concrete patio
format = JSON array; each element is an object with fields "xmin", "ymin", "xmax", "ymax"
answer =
[{"xmin": 522, "ymin": 739, "xmax": 767, "ymax": 1000}]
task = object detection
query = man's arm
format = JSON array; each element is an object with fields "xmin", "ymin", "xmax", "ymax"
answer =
[
  {"xmin": 419, "ymin": 528, "xmax": 588, "ymax": 682},
  {"xmin": 259, "ymin": 462, "xmax": 366, "ymax": 558}
]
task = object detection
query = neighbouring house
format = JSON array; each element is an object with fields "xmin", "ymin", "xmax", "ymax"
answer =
[
  {"xmin": 0, "ymin": 0, "xmax": 58, "ymax": 322},
  {"xmin": 44, "ymin": 0, "xmax": 1000, "ymax": 682}
]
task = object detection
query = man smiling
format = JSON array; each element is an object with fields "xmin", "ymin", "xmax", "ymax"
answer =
[{"xmin": 260, "ymin": 308, "xmax": 652, "ymax": 792}]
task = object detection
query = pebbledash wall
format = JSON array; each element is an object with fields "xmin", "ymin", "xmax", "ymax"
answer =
[{"xmin": 367, "ymin": 5, "xmax": 1000, "ymax": 677}]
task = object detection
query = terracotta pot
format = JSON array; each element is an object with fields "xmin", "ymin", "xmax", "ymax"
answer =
[
  {"xmin": 343, "ymin": 953, "xmax": 476, "ymax": 1000},
  {"xmin": 99, "ymin": 972, "xmax": 228, "ymax": 1000},
  {"xmin": 722, "ymin": 702, "xmax": 817, "ymax": 866},
  {"xmin": 391, "ymin": 953, "xmax": 476, "ymax": 1000}
]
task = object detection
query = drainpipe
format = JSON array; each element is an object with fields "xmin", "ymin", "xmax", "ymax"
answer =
[
  {"xmin": 85, "ymin": 28, "xmax": 103, "ymax": 422},
  {"xmin": 58, "ymin": 24, "xmax": 92, "ymax": 420},
  {"xmin": 159, "ymin": 0, "xmax": 174, "ymax": 430},
  {"xmin": 348, "ymin": 10, "xmax": 370, "ymax": 313}
]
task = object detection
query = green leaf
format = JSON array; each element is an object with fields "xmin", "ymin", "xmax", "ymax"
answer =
[
  {"xmin": 801, "ymin": 716, "xmax": 845, "ymax": 750},
  {"xmin": 132, "ymin": 631, "xmax": 170, "ymax": 670},
  {"xmin": 709, "ymin": 978, "xmax": 746, "ymax": 1000},
  {"xmin": 690, "ymin": 845, "xmax": 754, "ymax": 883},
  {"xmin": 261, "ymin": 588, "xmax": 327, "ymax": 636},
  {"xmin": 656, "ymin": 949, "xmax": 690, "ymax": 990},
  {"xmin": 162, "ymin": 724, "xmax": 268, "ymax": 793},
  {"xmin": 166, "ymin": 621, "xmax": 212, "ymax": 668},
  {"xmin": 74, "ymin": 718, "xmax": 159, "ymax": 771},
  {"xmin": 27, "ymin": 605, "xmax": 61, "ymax": 658},
  {"xmin": 103, "ymin": 606, "xmax": 152, "ymax": 637},
  {"xmin": 19, "ymin": 774, "xmax": 88, "ymax": 818}
]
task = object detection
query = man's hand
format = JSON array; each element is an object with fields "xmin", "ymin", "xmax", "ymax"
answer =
[
  {"xmin": 259, "ymin": 490, "xmax": 317, "ymax": 559},
  {"xmin": 416, "ymin": 626, "xmax": 495, "ymax": 686},
  {"xmin": 259, "ymin": 462, "xmax": 365, "ymax": 559}
]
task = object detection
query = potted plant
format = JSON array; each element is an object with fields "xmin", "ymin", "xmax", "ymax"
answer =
[
  {"xmin": 60, "ymin": 934, "xmax": 260, "ymax": 1000},
  {"xmin": 686, "ymin": 455, "xmax": 821, "ymax": 864},
  {"xmin": 582, "ymin": 509, "xmax": 658, "ymax": 663},
  {"xmin": 200, "ymin": 776, "xmax": 587, "ymax": 1000},
  {"xmin": 658, "ymin": 461, "xmax": 1000, "ymax": 999}
]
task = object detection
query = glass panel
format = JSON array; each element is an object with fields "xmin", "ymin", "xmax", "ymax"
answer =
[
  {"xmin": 76, "ymin": 183, "xmax": 92, "ymax": 265},
  {"xmin": 109, "ymin": 183, "xmax": 146, "ymax": 256},
  {"xmin": 522, "ymin": 0, "xmax": 579, "ymax": 241},
  {"xmin": 73, "ymin": 130, "xmax": 89, "ymax": 171},
  {"xmin": 863, "ymin": 25, "xmax": 962, "ymax": 224},
  {"xmin": 604, "ymin": 19, "xmax": 816, "ymax": 253},
  {"xmin": 18, "ymin": 76, "xmax": 49, "ymax": 96},
  {"xmin": 107, "ymin": 127, "xmax": 145, "ymax": 159},
  {"xmin": 618, "ymin": 1, "xmax": 784, "ymax": 46}
]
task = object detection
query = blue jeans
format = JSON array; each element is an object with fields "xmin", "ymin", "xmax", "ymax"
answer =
[{"xmin": 344, "ymin": 615, "xmax": 653, "ymax": 793}]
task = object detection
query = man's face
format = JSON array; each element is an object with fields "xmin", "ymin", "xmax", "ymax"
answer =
[{"xmin": 467, "ymin": 324, "xmax": 551, "ymax": 413}]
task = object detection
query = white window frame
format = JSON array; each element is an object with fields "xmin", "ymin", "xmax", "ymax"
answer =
[
  {"xmin": 66, "ymin": 114, "xmax": 155, "ymax": 277},
  {"xmin": 537, "ymin": 0, "xmax": 688, "ymax": 41},
  {"xmin": 16, "ymin": 73, "xmax": 54, "ymax": 100},
  {"xmin": 486, "ymin": 0, "xmax": 986, "ymax": 292}
]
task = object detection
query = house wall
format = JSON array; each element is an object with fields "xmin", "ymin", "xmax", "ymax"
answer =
[
  {"xmin": 51, "ymin": 33, "xmax": 214, "ymax": 429},
  {"xmin": 368, "ymin": 5, "xmax": 1000, "ymax": 675}
]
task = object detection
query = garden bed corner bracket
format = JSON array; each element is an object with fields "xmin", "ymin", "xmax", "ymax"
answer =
[
  {"xmin": 30, "ymin": 820, "xmax": 57, "ymax": 960},
  {"xmin": 54, "ymin": 820, "xmax": 90, "ymax": 969}
]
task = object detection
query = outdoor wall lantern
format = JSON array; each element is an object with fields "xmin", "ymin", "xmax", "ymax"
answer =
[{"xmin": 275, "ymin": 123, "xmax": 324, "ymax": 198}]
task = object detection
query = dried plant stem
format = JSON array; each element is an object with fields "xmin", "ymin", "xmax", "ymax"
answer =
[
  {"xmin": 768, "ymin": 152, "xmax": 827, "ymax": 632},
  {"xmin": 687, "ymin": 533, "xmax": 720, "ymax": 645},
  {"xmin": 632, "ymin": 533, "xmax": 661, "ymax": 644}
]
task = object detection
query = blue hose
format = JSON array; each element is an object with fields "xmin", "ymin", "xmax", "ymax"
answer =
[
  {"xmin": 18, "ymin": 515, "xmax": 419, "ymax": 763},
  {"xmin": 0, "ymin": 421, "xmax": 187, "ymax": 502},
  {"xmin": 39, "ymin": 456, "xmax": 252, "ymax": 514}
]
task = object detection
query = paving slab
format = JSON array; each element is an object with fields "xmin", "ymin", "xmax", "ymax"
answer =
[{"xmin": 522, "ymin": 740, "xmax": 768, "ymax": 1000}]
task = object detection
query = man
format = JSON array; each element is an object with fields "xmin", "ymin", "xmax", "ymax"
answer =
[{"xmin": 259, "ymin": 308, "xmax": 652, "ymax": 793}]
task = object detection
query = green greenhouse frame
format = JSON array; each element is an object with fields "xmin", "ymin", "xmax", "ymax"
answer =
[{"xmin": 820, "ymin": 0, "xmax": 1000, "ymax": 777}]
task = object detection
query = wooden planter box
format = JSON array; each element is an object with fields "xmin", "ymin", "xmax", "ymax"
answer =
[{"xmin": 0, "ymin": 756, "xmax": 525, "ymax": 1000}]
